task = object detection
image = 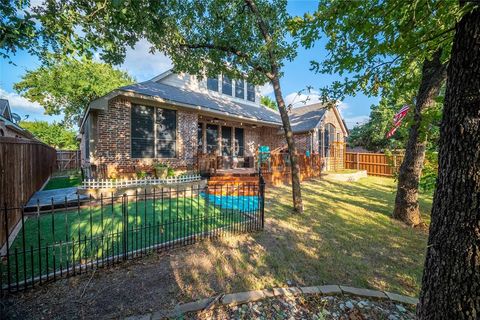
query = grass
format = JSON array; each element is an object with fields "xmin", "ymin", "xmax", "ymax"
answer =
[
  {"xmin": 170, "ymin": 176, "xmax": 432, "ymax": 299},
  {"xmin": 43, "ymin": 174, "xmax": 82, "ymax": 190},
  {"xmin": 3, "ymin": 194, "xmax": 255, "ymax": 285},
  {"xmin": 4, "ymin": 176, "xmax": 432, "ymax": 299}
]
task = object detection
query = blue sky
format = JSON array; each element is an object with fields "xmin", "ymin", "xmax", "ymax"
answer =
[{"xmin": 0, "ymin": 1, "xmax": 377, "ymax": 129}]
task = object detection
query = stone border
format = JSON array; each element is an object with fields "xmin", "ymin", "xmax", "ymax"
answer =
[{"xmin": 124, "ymin": 285, "xmax": 419, "ymax": 319}]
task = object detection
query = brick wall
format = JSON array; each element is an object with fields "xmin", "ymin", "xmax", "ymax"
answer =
[{"xmin": 89, "ymin": 98, "xmax": 199, "ymax": 175}]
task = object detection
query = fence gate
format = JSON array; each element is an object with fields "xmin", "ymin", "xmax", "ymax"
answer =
[{"xmin": 56, "ymin": 150, "xmax": 80, "ymax": 170}]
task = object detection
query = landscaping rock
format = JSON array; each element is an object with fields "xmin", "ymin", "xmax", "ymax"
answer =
[
  {"xmin": 319, "ymin": 285, "xmax": 342, "ymax": 295},
  {"xmin": 384, "ymin": 291, "xmax": 419, "ymax": 305},
  {"xmin": 340, "ymin": 286, "xmax": 388, "ymax": 299}
]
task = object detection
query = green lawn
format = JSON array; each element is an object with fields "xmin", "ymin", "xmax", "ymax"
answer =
[
  {"xmin": 3, "ymin": 194, "xmax": 253, "ymax": 285},
  {"xmin": 172, "ymin": 176, "xmax": 432, "ymax": 299},
  {"xmin": 43, "ymin": 174, "xmax": 82, "ymax": 190}
]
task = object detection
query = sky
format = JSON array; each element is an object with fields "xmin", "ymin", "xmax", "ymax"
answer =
[{"xmin": 0, "ymin": 1, "xmax": 377, "ymax": 129}]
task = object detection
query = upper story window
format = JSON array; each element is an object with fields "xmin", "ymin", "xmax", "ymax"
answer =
[
  {"xmin": 235, "ymin": 79, "xmax": 245, "ymax": 99},
  {"xmin": 131, "ymin": 104, "xmax": 176, "ymax": 158},
  {"xmin": 247, "ymin": 83, "xmax": 255, "ymax": 102},
  {"xmin": 207, "ymin": 76, "xmax": 219, "ymax": 92},
  {"xmin": 222, "ymin": 75, "xmax": 232, "ymax": 96}
]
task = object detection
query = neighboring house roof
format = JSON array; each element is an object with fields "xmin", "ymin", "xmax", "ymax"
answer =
[
  {"xmin": 86, "ymin": 81, "xmax": 281, "ymax": 128},
  {"xmin": 0, "ymin": 100, "xmax": 35, "ymax": 139},
  {"xmin": 289, "ymin": 103, "xmax": 328, "ymax": 133},
  {"xmin": 0, "ymin": 99, "xmax": 12, "ymax": 120}
]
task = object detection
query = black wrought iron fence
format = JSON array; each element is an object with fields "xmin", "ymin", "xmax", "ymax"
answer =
[{"xmin": 1, "ymin": 177, "xmax": 265, "ymax": 293}]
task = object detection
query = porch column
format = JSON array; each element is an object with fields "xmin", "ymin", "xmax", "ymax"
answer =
[{"xmin": 202, "ymin": 122, "xmax": 207, "ymax": 153}]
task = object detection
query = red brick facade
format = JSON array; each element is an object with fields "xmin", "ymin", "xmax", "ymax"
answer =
[{"xmin": 80, "ymin": 97, "xmax": 347, "ymax": 176}]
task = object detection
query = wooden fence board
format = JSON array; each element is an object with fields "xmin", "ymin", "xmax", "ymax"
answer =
[
  {"xmin": 0, "ymin": 137, "xmax": 56, "ymax": 246},
  {"xmin": 345, "ymin": 152, "xmax": 404, "ymax": 177},
  {"xmin": 56, "ymin": 149, "xmax": 80, "ymax": 170}
]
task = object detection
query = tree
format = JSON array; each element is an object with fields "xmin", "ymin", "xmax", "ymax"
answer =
[
  {"xmin": 260, "ymin": 96, "xmax": 278, "ymax": 110},
  {"xmin": 19, "ymin": 121, "xmax": 78, "ymax": 150},
  {"xmin": 290, "ymin": 0, "xmax": 470, "ymax": 226},
  {"xmin": 1, "ymin": 0, "xmax": 153, "ymax": 63},
  {"xmin": 14, "ymin": 58, "xmax": 133, "ymax": 126},
  {"xmin": 417, "ymin": 5, "xmax": 479, "ymax": 318},
  {"xmin": 37, "ymin": 0, "xmax": 305, "ymax": 212}
]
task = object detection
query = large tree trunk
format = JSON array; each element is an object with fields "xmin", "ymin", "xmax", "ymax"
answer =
[
  {"xmin": 271, "ymin": 73, "xmax": 304, "ymax": 213},
  {"xmin": 392, "ymin": 49, "xmax": 446, "ymax": 226},
  {"xmin": 417, "ymin": 6, "xmax": 480, "ymax": 319}
]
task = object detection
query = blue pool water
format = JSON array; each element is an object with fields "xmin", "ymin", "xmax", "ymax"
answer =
[{"xmin": 201, "ymin": 193, "xmax": 260, "ymax": 211}]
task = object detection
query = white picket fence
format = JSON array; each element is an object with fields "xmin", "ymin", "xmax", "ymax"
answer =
[{"xmin": 80, "ymin": 174, "xmax": 202, "ymax": 190}]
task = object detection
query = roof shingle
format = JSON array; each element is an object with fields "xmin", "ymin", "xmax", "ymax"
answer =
[{"xmin": 119, "ymin": 81, "xmax": 281, "ymax": 124}]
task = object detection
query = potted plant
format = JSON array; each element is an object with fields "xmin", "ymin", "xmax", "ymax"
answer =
[{"xmin": 154, "ymin": 163, "xmax": 168, "ymax": 178}]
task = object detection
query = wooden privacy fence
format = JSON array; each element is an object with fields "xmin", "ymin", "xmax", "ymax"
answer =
[
  {"xmin": 56, "ymin": 149, "xmax": 80, "ymax": 170},
  {"xmin": 345, "ymin": 152, "xmax": 404, "ymax": 177},
  {"xmin": 262, "ymin": 153, "xmax": 323, "ymax": 185},
  {"xmin": 0, "ymin": 137, "xmax": 57, "ymax": 247}
]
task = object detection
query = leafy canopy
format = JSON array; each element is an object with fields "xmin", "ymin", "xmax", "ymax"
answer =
[
  {"xmin": 289, "ymin": 0, "xmax": 471, "ymax": 101},
  {"xmin": 20, "ymin": 120, "xmax": 79, "ymax": 150},
  {"xmin": 14, "ymin": 58, "xmax": 134, "ymax": 126},
  {"xmin": 260, "ymin": 96, "xmax": 278, "ymax": 110},
  {"xmin": 1, "ymin": 0, "xmax": 163, "ymax": 63}
]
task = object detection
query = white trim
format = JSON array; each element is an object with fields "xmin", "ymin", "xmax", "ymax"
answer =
[{"xmin": 149, "ymin": 69, "xmax": 174, "ymax": 82}]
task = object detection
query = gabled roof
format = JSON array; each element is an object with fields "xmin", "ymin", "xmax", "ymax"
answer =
[
  {"xmin": 88, "ymin": 81, "xmax": 281, "ymax": 126},
  {"xmin": 289, "ymin": 103, "xmax": 328, "ymax": 133},
  {"xmin": 0, "ymin": 99, "xmax": 12, "ymax": 121}
]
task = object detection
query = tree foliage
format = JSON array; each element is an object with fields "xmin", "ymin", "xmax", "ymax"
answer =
[
  {"xmin": 260, "ymin": 96, "xmax": 278, "ymax": 110},
  {"xmin": 20, "ymin": 120, "xmax": 78, "ymax": 149},
  {"xmin": 289, "ymin": 0, "xmax": 469, "ymax": 101},
  {"xmin": 14, "ymin": 58, "xmax": 134, "ymax": 126}
]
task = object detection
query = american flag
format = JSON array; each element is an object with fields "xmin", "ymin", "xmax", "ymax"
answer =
[{"xmin": 386, "ymin": 105, "xmax": 410, "ymax": 138}]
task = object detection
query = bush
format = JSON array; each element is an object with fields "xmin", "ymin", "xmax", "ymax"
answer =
[{"xmin": 419, "ymin": 151, "xmax": 438, "ymax": 193}]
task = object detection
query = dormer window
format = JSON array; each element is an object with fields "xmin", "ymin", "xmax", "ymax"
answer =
[
  {"xmin": 222, "ymin": 75, "xmax": 232, "ymax": 96},
  {"xmin": 247, "ymin": 83, "xmax": 255, "ymax": 102},
  {"xmin": 235, "ymin": 79, "xmax": 245, "ymax": 99},
  {"xmin": 207, "ymin": 76, "xmax": 219, "ymax": 92}
]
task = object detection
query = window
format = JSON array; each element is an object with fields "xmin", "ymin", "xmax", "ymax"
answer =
[
  {"xmin": 155, "ymin": 108, "xmax": 177, "ymax": 158},
  {"xmin": 234, "ymin": 128, "xmax": 244, "ymax": 156},
  {"xmin": 197, "ymin": 123, "xmax": 204, "ymax": 153},
  {"xmin": 131, "ymin": 104, "xmax": 176, "ymax": 158},
  {"xmin": 0, "ymin": 129, "xmax": 4, "ymax": 137},
  {"xmin": 221, "ymin": 126, "xmax": 232, "ymax": 156},
  {"xmin": 85, "ymin": 117, "xmax": 90, "ymax": 159},
  {"xmin": 235, "ymin": 79, "xmax": 245, "ymax": 99},
  {"xmin": 247, "ymin": 83, "xmax": 255, "ymax": 102},
  {"xmin": 222, "ymin": 75, "xmax": 232, "ymax": 96},
  {"xmin": 207, "ymin": 76, "xmax": 219, "ymax": 91},
  {"xmin": 206, "ymin": 124, "xmax": 219, "ymax": 153},
  {"xmin": 321, "ymin": 123, "xmax": 336, "ymax": 157}
]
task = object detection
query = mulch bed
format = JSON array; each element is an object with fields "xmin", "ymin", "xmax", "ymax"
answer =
[{"xmin": 188, "ymin": 294, "xmax": 415, "ymax": 320}]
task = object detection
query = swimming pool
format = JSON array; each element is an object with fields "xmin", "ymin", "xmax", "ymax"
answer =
[{"xmin": 201, "ymin": 193, "xmax": 260, "ymax": 211}]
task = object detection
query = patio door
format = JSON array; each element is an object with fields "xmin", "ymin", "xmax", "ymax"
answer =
[
  {"xmin": 221, "ymin": 126, "xmax": 232, "ymax": 156},
  {"xmin": 206, "ymin": 124, "xmax": 219, "ymax": 153}
]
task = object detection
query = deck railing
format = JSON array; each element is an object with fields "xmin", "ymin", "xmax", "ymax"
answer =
[{"xmin": 79, "ymin": 174, "xmax": 202, "ymax": 190}]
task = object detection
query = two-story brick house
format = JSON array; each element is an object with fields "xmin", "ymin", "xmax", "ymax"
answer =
[{"xmin": 79, "ymin": 69, "xmax": 348, "ymax": 177}]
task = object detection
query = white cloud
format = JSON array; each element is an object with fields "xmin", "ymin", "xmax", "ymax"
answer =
[
  {"xmin": 343, "ymin": 115, "xmax": 370, "ymax": 129},
  {"xmin": 259, "ymin": 83, "xmax": 273, "ymax": 96},
  {"xmin": 0, "ymin": 88, "xmax": 44, "ymax": 113},
  {"xmin": 337, "ymin": 101, "xmax": 349, "ymax": 111},
  {"xmin": 284, "ymin": 90, "xmax": 323, "ymax": 108},
  {"xmin": 120, "ymin": 39, "xmax": 173, "ymax": 81}
]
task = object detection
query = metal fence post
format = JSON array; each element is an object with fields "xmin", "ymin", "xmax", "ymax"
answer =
[
  {"xmin": 203, "ymin": 183, "xmax": 209, "ymax": 238},
  {"xmin": 122, "ymin": 194, "xmax": 127, "ymax": 261},
  {"xmin": 259, "ymin": 172, "xmax": 265, "ymax": 230}
]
